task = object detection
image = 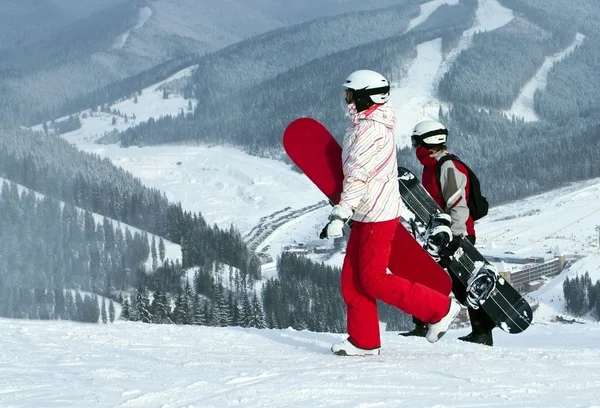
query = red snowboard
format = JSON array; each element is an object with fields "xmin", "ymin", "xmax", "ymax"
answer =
[{"xmin": 283, "ymin": 117, "xmax": 452, "ymax": 295}]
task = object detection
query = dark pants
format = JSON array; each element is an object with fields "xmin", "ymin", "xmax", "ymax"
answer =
[
  {"xmin": 414, "ymin": 235, "xmax": 495, "ymax": 334},
  {"xmin": 450, "ymin": 235, "xmax": 496, "ymax": 333}
]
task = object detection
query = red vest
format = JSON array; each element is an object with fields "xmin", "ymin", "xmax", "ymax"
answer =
[{"xmin": 421, "ymin": 154, "xmax": 475, "ymax": 236}]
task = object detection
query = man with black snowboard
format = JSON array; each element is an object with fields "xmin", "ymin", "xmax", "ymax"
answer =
[{"xmin": 400, "ymin": 120, "xmax": 495, "ymax": 346}]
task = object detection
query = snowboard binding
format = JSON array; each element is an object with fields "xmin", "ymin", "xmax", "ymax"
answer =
[
  {"xmin": 466, "ymin": 262, "xmax": 499, "ymax": 309},
  {"xmin": 422, "ymin": 213, "xmax": 452, "ymax": 262}
]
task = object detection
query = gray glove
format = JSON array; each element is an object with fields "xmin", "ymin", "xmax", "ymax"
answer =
[{"xmin": 320, "ymin": 205, "xmax": 352, "ymax": 239}]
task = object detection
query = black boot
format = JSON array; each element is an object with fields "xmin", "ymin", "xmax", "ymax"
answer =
[
  {"xmin": 457, "ymin": 307, "xmax": 494, "ymax": 346},
  {"xmin": 399, "ymin": 320, "xmax": 428, "ymax": 337},
  {"xmin": 458, "ymin": 331, "xmax": 493, "ymax": 346}
]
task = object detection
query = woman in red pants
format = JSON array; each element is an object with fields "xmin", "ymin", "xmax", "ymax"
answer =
[{"xmin": 323, "ymin": 70, "xmax": 460, "ymax": 356}]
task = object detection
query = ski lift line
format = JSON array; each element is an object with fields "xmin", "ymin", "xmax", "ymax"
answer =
[{"xmin": 399, "ymin": 183, "xmax": 530, "ymax": 332}]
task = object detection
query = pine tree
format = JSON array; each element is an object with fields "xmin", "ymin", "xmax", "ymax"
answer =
[
  {"xmin": 162, "ymin": 89, "xmax": 168, "ymax": 100},
  {"xmin": 172, "ymin": 292, "xmax": 187, "ymax": 324},
  {"xmin": 265, "ymin": 310, "xmax": 277, "ymax": 329},
  {"xmin": 250, "ymin": 293, "xmax": 266, "ymax": 329},
  {"xmin": 121, "ymin": 297, "xmax": 131, "ymax": 320},
  {"xmin": 151, "ymin": 235, "xmax": 158, "ymax": 271},
  {"xmin": 228, "ymin": 293, "xmax": 241, "ymax": 327},
  {"xmin": 159, "ymin": 238, "xmax": 166, "ymax": 262},
  {"xmin": 75, "ymin": 290, "xmax": 84, "ymax": 321},
  {"xmin": 212, "ymin": 283, "xmax": 230, "ymax": 327},
  {"xmin": 65, "ymin": 291, "xmax": 75, "ymax": 320},
  {"xmin": 135, "ymin": 287, "xmax": 152, "ymax": 323},
  {"xmin": 108, "ymin": 300, "xmax": 115, "ymax": 323},
  {"xmin": 101, "ymin": 297, "xmax": 108, "ymax": 323},
  {"xmin": 203, "ymin": 301, "xmax": 212, "ymax": 326},
  {"xmin": 81, "ymin": 294, "xmax": 93, "ymax": 323},
  {"xmin": 54, "ymin": 288, "xmax": 65, "ymax": 320},
  {"xmin": 93, "ymin": 294, "xmax": 101, "ymax": 323},
  {"xmin": 151, "ymin": 291, "xmax": 171, "ymax": 324},
  {"xmin": 185, "ymin": 280, "xmax": 195, "ymax": 324},
  {"xmin": 193, "ymin": 294, "xmax": 206, "ymax": 325},
  {"xmin": 241, "ymin": 293, "xmax": 252, "ymax": 328}
]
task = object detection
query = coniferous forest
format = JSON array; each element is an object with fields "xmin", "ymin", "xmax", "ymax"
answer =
[
  {"xmin": 2, "ymin": 0, "xmax": 600, "ymax": 332},
  {"xmin": 562, "ymin": 273, "xmax": 600, "ymax": 320}
]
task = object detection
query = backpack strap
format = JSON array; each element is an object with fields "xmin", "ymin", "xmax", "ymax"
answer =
[
  {"xmin": 434, "ymin": 154, "xmax": 489, "ymax": 221},
  {"xmin": 434, "ymin": 154, "xmax": 459, "ymax": 197}
]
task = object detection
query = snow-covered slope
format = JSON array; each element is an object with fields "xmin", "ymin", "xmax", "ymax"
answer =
[
  {"xmin": 1, "ymin": 318, "xmax": 600, "ymax": 407},
  {"xmin": 476, "ymin": 177, "xmax": 600, "ymax": 255},
  {"xmin": 32, "ymin": 65, "xmax": 199, "ymax": 145},
  {"xmin": 32, "ymin": 67, "xmax": 324, "ymax": 239},
  {"xmin": 32, "ymin": 61, "xmax": 600, "ymax": 269},
  {"xmin": 28, "ymin": 0, "xmax": 600, "ymax": 270},
  {"xmin": 508, "ymin": 32, "xmax": 586, "ymax": 122},
  {"xmin": 390, "ymin": 0, "xmax": 514, "ymax": 147},
  {"xmin": 529, "ymin": 254, "xmax": 600, "ymax": 319}
]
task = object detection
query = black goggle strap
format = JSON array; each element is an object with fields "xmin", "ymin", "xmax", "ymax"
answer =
[
  {"xmin": 346, "ymin": 86, "xmax": 390, "ymax": 101},
  {"xmin": 411, "ymin": 128, "xmax": 448, "ymax": 147}
]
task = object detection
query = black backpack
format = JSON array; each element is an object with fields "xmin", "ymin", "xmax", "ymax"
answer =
[{"xmin": 435, "ymin": 154, "xmax": 489, "ymax": 221}]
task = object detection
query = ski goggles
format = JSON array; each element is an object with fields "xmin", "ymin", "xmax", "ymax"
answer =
[
  {"xmin": 344, "ymin": 86, "xmax": 390, "ymax": 105},
  {"xmin": 411, "ymin": 128, "xmax": 448, "ymax": 148},
  {"xmin": 344, "ymin": 89, "xmax": 354, "ymax": 104}
]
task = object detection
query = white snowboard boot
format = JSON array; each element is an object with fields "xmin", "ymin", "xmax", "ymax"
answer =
[
  {"xmin": 426, "ymin": 299, "xmax": 461, "ymax": 343},
  {"xmin": 331, "ymin": 338, "xmax": 380, "ymax": 356}
]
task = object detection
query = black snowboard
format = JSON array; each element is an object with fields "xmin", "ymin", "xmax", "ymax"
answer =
[{"xmin": 397, "ymin": 167, "xmax": 533, "ymax": 334}]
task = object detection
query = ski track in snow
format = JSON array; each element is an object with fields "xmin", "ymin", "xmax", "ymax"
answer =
[
  {"xmin": 2, "ymin": 318, "xmax": 600, "ymax": 407},
  {"xmin": 390, "ymin": 0, "xmax": 514, "ymax": 148},
  {"xmin": 390, "ymin": 39, "xmax": 445, "ymax": 147},
  {"xmin": 405, "ymin": 0, "xmax": 459, "ymax": 32},
  {"xmin": 508, "ymin": 33, "xmax": 586, "ymax": 122},
  {"xmin": 114, "ymin": 6, "xmax": 154, "ymax": 49}
]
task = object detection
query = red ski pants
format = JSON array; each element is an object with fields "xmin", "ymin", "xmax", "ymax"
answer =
[{"xmin": 341, "ymin": 218, "xmax": 451, "ymax": 349}]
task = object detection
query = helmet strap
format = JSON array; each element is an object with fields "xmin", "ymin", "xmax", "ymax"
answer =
[{"xmin": 353, "ymin": 95, "xmax": 374, "ymax": 112}]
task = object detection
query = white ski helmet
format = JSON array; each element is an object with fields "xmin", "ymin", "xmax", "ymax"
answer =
[
  {"xmin": 342, "ymin": 70, "xmax": 390, "ymax": 112},
  {"xmin": 411, "ymin": 120, "xmax": 448, "ymax": 148}
]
